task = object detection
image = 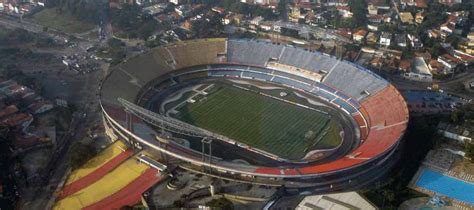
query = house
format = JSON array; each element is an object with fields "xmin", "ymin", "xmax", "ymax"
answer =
[
  {"xmin": 337, "ymin": 6, "xmax": 353, "ymax": 18},
  {"xmin": 259, "ymin": 21, "xmax": 273, "ymax": 31},
  {"xmin": 250, "ymin": 16, "xmax": 264, "ymax": 26},
  {"xmin": 427, "ymin": 29, "xmax": 441, "ymax": 39},
  {"xmin": 440, "ymin": 15, "xmax": 458, "ymax": 38},
  {"xmin": 437, "ymin": 53, "xmax": 462, "ymax": 72},
  {"xmin": 222, "ymin": 13, "xmax": 243, "ymax": 25},
  {"xmin": 453, "ymin": 50, "xmax": 474, "ymax": 65},
  {"xmin": 395, "ymin": 34, "xmax": 407, "ymax": 48},
  {"xmin": 366, "ymin": 32, "xmax": 378, "ymax": 44},
  {"xmin": 428, "ymin": 59, "xmax": 446, "ymax": 74},
  {"xmin": 367, "ymin": 4, "xmax": 378, "ymax": 15},
  {"xmin": 368, "ymin": 14, "xmax": 384, "ymax": 24},
  {"xmin": 0, "ymin": 113, "xmax": 33, "ymax": 129},
  {"xmin": 367, "ymin": 24, "xmax": 379, "ymax": 31},
  {"xmin": 325, "ymin": 0, "xmax": 349, "ymax": 6},
  {"xmin": 408, "ymin": 34, "xmax": 423, "ymax": 49},
  {"xmin": 288, "ymin": 5, "xmax": 302, "ymax": 23},
  {"xmin": 211, "ymin": 7, "xmax": 225, "ymax": 15},
  {"xmin": 1, "ymin": 85, "xmax": 29, "ymax": 96},
  {"xmin": 415, "ymin": 12, "xmax": 426, "ymax": 24},
  {"xmin": 181, "ymin": 20, "xmax": 192, "ymax": 30},
  {"xmin": 400, "ymin": 0, "xmax": 415, "ymax": 6},
  {"xmin": 379, "ymin": 32, "xmax": 392, "ymax": 47},
  {"xmin": 415, "ymin": 0, "xmax": 428, "ymax": 8},
  {"xmin": 438, "ymin": 0, "xmax": 462, "ymax": 6},
  {"xmin": 399, "ymin": 12, "xmax": 414, "ymax": 24},
  {"xmin": 398, "ymin": 59, "xmax": 412, "ymax": 72},
  {"xmin": 353, "ymin": 29, "xmax": 368, "ymax": 42},
  {"xmin": 0, "ymin": 105, "xmax": 18, "ymax": 120},
  {"xmin": 370, "ymin": 56, "xmax": 383, "ymax": 68},
  {"xmin": 28, "ymin": 101, "xmax": 54, "ymax": 114}
]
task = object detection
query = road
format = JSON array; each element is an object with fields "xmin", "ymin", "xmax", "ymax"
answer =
[{"xmin": 0, "ymin": 12, "xmax": 109, "ymax": 210}]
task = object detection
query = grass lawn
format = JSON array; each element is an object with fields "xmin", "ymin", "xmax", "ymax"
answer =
[
  {"xmin": 173, "ymin": 84, "xmax": 341, "ymax": 160},
  {"xmin": 30, "ymin": 8, "xmax": 95, "ymax": 34}
]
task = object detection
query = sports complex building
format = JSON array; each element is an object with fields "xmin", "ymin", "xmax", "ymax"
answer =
[{"xmin": 99, "ymin": 38, "xmax": 409, "ymax": 194}]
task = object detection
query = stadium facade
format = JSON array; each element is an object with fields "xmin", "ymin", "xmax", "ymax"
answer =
[{"xmin": 99, "ymin": 38, "xmax": 409, "ymax": 194}]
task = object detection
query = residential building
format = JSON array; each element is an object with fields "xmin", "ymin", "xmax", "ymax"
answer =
[
  {"xmin": 28, "ymin": 101, "xmax": 54, "ymax": 114},
  {"xmin": 379, "ymin": 32, "xmax": 392, "ymax": 47},
  {"xmin": 353, "ymin": 29, "xmax": 368, "ymax": 42},
  {"xmin": 399, "ymin": 12, "xmax": 414, "ymax": 24},
  {"xmin": 415, "ymin": 12, "xmax": 425, "ymax": 24},
  {"xmin": 437, "ymin": 53, "xmax": 461, "ymax": 72},
  {"xmin": 337, "ymin": 6, "xmax": 353, "ymax": 18}
]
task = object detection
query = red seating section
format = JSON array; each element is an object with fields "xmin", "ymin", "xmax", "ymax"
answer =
[
  {"xmin": 59, "ymin": 149, "xmax": 134, "ymax": 199},
  {"xmin": 83, "ymin": 168, "xmax": 163, "ymax": 210}
]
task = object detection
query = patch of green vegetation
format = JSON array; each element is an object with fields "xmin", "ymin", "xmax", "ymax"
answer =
[
  {"xmin": 173, "ymin": 84, "xmax": 341, "ymax": 160},
  {"xmin": 30, "ymin": 8, "xmax": 95, "ymax": 34}
]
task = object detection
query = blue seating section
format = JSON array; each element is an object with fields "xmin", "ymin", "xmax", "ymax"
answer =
[
  {"xmin": 333, "ymin": 98, "xmax": 358, "ymax": 114},
  {"xmin": 242, "ymin": 72, "xmax": 273, "ymax": 81},
  {"xmin": 273, "ymin": 70, "xmax": 314, "ymax": 84}
]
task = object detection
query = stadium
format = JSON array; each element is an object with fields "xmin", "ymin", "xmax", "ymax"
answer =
[{"xmin": 99, "ymin": 38, "xmax": 409, "ymax": 194}]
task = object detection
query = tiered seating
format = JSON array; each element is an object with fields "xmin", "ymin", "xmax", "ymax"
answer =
[
  {"xmin": 227, "ymin": 40, "xmax": 283, "ymax": 66},
  {"xmin": 120, "ymin": 52, "xmax": 172, "ymax": 85},
  {"xmin": 176, "ymin": 72, "xmax": 209, "ymax": 82},
  {"xmin": 248, "ymin": 66, "xmax": 274, "ymax": 74},
  {"xmin": 352, "ymin": 113, "xmax": 368, "ymax": 140},
  {"xmin": 54, "ymin": 157, "xmax": 154, "ymax": 210},
  {"xmin": 273, "ymin": 70, "xmax": 314, "ymax": 84},
  {"xmin": 310, "ymin": 88, "xmax": 336, "ymax": 101},
  {"xmin": 101, "ymin": 70, "xmax": 143, "ymax": 106},
  {"xmin": 322, "ymin": 61, "xmax": 388, "ymax": 100},
  {"xmin": 167, "ymin": 39, "xmax": 226, "ymax": 69},
  {"xmin": 333, "ymin": 98, "xmax": 358, "ymax": 114},
  {"xmin": 59, "ymin": 141, "xmax": 133, "ymax": 199},
  {"xmin": 361, "ymin": 85, "xmax": 409, "ymax": 128},
  {"xmin": 83, "ymin": 168, "xmax": 163, "ymax": 210},
  {"xmin": 353, "ymin": 85, "xmax": 409, "ymax": 158},
  {"xmin": 278, "ymin": 47, "xmax": 336, "ymax": 72}
]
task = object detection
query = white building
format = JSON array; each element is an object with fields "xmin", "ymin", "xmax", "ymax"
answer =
[{"xmin": 379, "ymin": 32, "xmax": 392, "ymax": 47}]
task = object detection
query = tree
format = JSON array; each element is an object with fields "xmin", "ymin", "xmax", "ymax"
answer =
[
  {"xmin": 68, "ymin": 141, "xmax": 97, "ymax": 169},
  {"xmin": 349, "ymin": 0, "xmax": 368, "ymax": 28},
  {"xmin": 205, "ymin": 197, "xmax": 234, "ymax": 210},
  {"xmin": 465, "ymin": 143, "xmax": 474, "ymax": 162}
]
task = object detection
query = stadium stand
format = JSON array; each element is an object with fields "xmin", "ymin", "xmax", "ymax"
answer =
[
  {"xmin": 361, "ymin": 85, "xmax": 409, "ymax": 128},
  {"xmin": 310, "ymin": 88, "xmax": 337, "ymax": 101},
  {"xmin": 227, "ymin": 40, "xmax": 283, "ymax": 66},
  {"xmin": 59, "ymin": 141, "xmax": 133, "ymax": 198},
  {"xmin": 166, "ymin": 39, "xmax": 227, "ymax": 69},
  {"xmin": 100, "ymin": 69, "xmax": 143, "ymax": 106},
  {"xmin": 322, "ymin": 61, "xmax": 388, "ymax": 101},
  {"xmin": 82, "ymin": 168, "xmax": 163, "ymax": 210},
  {"xmin": 272, "ymin": 70, "xmax": 314, "ymax": 84},
  {"xmin": 278, "ymin": 47, "xmax": 336, "ymax": 73},
  {"xmin": 54, "ymin": 157, "xmax": 153, "ymax": 210},
  {"xmin": 333, "ymin": 98, "xmax": 358, "ymax": 114}
]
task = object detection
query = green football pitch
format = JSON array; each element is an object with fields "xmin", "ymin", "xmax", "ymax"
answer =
[{"xmin": 173, "ymin": 84, "xmax": 342, "ymax": 160}]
